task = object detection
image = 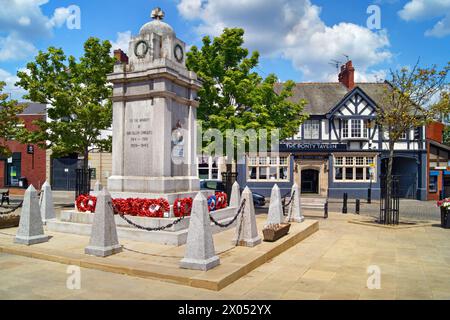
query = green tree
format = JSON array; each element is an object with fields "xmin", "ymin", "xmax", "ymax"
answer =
[
  {"xmin": 16, "ymin": 37, "xmax": 115, "ymax": 170},
  {"xmin": 0, "ymin": 82, "xmax": 26, "ymax": 157},
  {"xmin": 377, "ymin": 61, "xmax": 449, "ymax": 223},
  {"xmin": 187, "ymin": 28, "xmax": 308, "ymax": 172},
  {"xmin": 435, "ymin": 91, "xmax": 450, "ymax": 145}
]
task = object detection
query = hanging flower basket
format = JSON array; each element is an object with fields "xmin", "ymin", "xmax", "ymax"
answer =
[{"xmin": 263, "ymin": 223, "xmax": 291, "ymax": 242}]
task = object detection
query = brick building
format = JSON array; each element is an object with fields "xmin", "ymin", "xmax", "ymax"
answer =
[
  {"xmin": 426, "ymin": 121, "xmax": 450, "ymax": 201},
  {"xmin": 0, "ymin": 103, "xmax": 47, "ymax": 192}
]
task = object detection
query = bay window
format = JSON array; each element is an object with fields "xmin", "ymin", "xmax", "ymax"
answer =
[
  {"xmin": 342, "ymin": 119, "xmax": 369, "ymax": 139},
  {"xmin": 334, "ymin": 155, "xmax": 377, "ymax": 182}
]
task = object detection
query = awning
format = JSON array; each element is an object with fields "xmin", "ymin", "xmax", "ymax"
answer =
[{"xmin": 430, "ymin": 171, "xmax": 440, "ymax": 177}]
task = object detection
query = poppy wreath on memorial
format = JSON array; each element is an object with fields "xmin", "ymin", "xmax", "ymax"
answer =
[
  {"xmin": 173, "ymin": 197, "xmax": 193, "ymax": 217},
  {"xmin": 76, "ymin": 195, "xmax": 97, "ymax": 213},
  {"xmin": 76, "ymin": 196, "xmax": 170, "ymax": 217},
  {"xmin": 215, "ymin": 192, "xmax": 228, "ymax": 210},
  {"xmin": 140, "ymin": 198, "xmax": 170, "ymax": 218},
  {"xmin": 207, "ymin": 195, "xmax": 217, "ymax": 212}
]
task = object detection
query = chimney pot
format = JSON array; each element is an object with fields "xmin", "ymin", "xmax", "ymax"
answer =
[
  {"xmin": 338, "ymin": 60, "xmax": 355, "ymax": 90},
  {"xmin": 114, "ymin": 49, "xmax": 129, "ymax": 64}
]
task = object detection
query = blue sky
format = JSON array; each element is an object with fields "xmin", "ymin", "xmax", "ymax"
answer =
[{"xmin": 0, "ymin": 0, "xmax": 449, "ymax": 100}]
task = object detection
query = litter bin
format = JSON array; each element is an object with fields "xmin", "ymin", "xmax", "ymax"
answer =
[
  {"xmin": 18, "ymin": 177, "xmax": 28, "ymax": 189},
  {"xmin": 441, "ymin": 207, "xmax": 450, "ymax": 229}
]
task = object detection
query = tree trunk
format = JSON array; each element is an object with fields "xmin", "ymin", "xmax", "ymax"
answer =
[
  {"xmin": 83, "ymin": 147, "xmax": 89, "ymax": 171},
  {"xmin": 386, "ymin": 140, "xmax": 395, "ymax": 224}
]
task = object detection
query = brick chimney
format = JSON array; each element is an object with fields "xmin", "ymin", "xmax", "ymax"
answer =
[
  {"xmin": 114, "ymin": 49, "xmax": 129, "ymax": 64},
  {"xmin": 338, "ymin": 60, "xmax": 355, "ymax": 90}
]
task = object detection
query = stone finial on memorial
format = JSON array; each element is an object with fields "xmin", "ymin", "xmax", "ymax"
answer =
[
  {"xmin": 266, "ymin": 184, "xmax": 284, "ymax": 225},
  {"xmin": 180, "ymin": 192, "xmax": 220, "ymax": 271},
  {"xmin": 85, "ymin": 188, "xmax": 122, "ymax": 257},
  {"xmin": 40, "ymin": 181, "xmax": 56, "ymax": 224},
  {"xmin": 288, "ymin": 183, "xmax": 304, "ymax": 223},
  {"xmin": 230, "ymin": 181, "xmax": 241, "ymax": 208},
  {"xmin": 15, "ymin": 185, "xmax": 50, "ymax": 245},
  {"xmin": 233, "ymin": 187, "xmax": 261, "ymax": 247}
]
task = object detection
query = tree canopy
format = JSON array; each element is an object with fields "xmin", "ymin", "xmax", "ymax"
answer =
[
  {"xmin": 377, "ymin": 61, "xmax": 450, "ymax": 143},
  {"xmin": 377, "ymin": 60, "xmax": 449, "ymax": 224},
  {"xmin": 16, "ymin": 37, "xmax": 115, "ymax": 168},
  {"xmin": 0, "ymin": 82, "xmax": 26, "ymax": 157},
  {"xmin": 187, "ymin": 28, "xmax": 308, "ymax": 160}
]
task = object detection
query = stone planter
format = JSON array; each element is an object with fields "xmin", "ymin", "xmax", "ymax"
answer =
[
  {"xmin": 0, "ymin": 214, "xmax": 20, "ymax": 229},
  {"xmin": 263, "ymin": 224, "xmax": 291, "ymax": 242},
  {"xmin": 440, "ymin": 207, "xmax": 450, "ymax": 229}
]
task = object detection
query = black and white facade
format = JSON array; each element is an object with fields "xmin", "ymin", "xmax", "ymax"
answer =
[{"xmin": 237, "ymin": 65, "xmax": 427, "ymax": 200}]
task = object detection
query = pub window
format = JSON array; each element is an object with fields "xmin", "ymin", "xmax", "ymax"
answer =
[
  {"xmin": 198, "ymin": 156, "xmax": 221, "ymax": 180},
  {"xmin": 400, "ymin": 131, "xmax": 408, "ymax": 140},
  {"xmin": 303, "ymin": 120, "xmax": 320, "ymax": 140},
  {"xmin": 334, "ymin": 155, "xmax": 377, "ymax": 182},
  {"xmin": 343, "ymin": 121, "xmax": 349, "ymax": 138},
  {"xmin": 343, "ymin": 120, "xmax": 369, "ymax": 139},
  {"xmin": 351, "ymin": 120, "xmax": 361, "ymax": 138},
  {"xmin": 247, "ymin": 155, "xmax": 290, "ymax": 182}
]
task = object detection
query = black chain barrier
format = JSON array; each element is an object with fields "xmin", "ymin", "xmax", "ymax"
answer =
[
  {"xmin": 111, "ymin": 199, "xmax": 247, "ymax": 232},
  {"xmin": 109, "ymin": 201, "xmax": 187, "ymax": 232},
  {"xmin": 282, "ymin": 190, "xmax": 295, "ymax": 216},
  {"xmin": 209, "ymin": 199, "xmax": 247, "ymax": 228},
  {"xmin": 0, "ymin": 201, "xmax": 23, "ymax": 215}
]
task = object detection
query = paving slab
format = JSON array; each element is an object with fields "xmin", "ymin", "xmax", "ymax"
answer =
[{"xmin": 0, "ymin": 216, "xmax": 318, "ymax": 291}]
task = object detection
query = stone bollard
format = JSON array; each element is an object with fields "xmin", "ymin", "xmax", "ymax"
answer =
[
  {"xmin": 85, "ymin": 188, "xmax": 122, "ymax": 257},
  {"xmin": 40, "ymin": 181, "xmax": 56, "ymax": 224},
  {"xmin": 229, "ymin": 181, "xmax": 241, "ymax": 208},
  {"xmin": 288, "ymin": 183, "xmax": 305, "ymax": 223},
  {"xmin": 180, "ymin": 192, "xmax": 220, "ymax": 271},
  {"xmin": 15, "ymin": 185, "xmax": 50, "ymax": 245},
  {"xmin": 267, "ymin": 184, "xmax": 284, "ymax": 225},
  {"xmin": 94, "ymin": 180, "xmax": 103, "ymax": 192},
  {"xmin": 233, "ymin": 187, "xmax": 261, "ymax": 247}
]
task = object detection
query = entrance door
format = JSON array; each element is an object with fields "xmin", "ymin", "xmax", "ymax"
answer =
[{"xmin": 301, "ymin": 169, "xmax": 319, "ymax": 194}]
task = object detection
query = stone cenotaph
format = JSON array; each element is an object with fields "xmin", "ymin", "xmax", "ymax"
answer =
[
  {"xmin": 107, "ymin": 8, "xmax": 202, "ymax": 202},
  {"xmin": 48, "ymin": 9, "xmax": 242, "ymax": 245}
]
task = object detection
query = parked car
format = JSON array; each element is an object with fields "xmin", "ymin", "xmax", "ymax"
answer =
[
  {"xmin": 200, "ymin": 180, "xmax": 266, "ymax": 207},
  {"xmin": 200, "ymin": 180, "xmax": 226, "ymax": 193}
]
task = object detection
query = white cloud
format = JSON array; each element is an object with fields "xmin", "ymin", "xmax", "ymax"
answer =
[
  {"xmin": 0, "ymin": 0, "xmax": 75, "ymax": 62},
  {"xmin": 177, "ymin": 0, "xmax": 392, "ymax": 81},
  {"xmin": 110, "ymin": 31, "xmax": 132, "ymax": 53},
  {"xmin": 0, "ymin": 68, "xmax": 28, "ymax": 101},
  {"xmin": 399, "ymin": 0, "xmax": 450, "ymax": 37},
  {"xmin": 47, "ymin": 7, "xmax": 72, "ymax": 28},
  {"xmin": 0, "ymin": 33, "xmax": 37, "ymax": 61}
]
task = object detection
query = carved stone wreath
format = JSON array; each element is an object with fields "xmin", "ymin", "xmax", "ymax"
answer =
[{"xmin": 134, "ymin": 40, "xmax": 149, "ymax": 59}]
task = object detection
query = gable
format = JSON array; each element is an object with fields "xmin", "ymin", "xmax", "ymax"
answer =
[{"xmin": 327, "ymin": 87, "xmax": 378, "ymax": 118}]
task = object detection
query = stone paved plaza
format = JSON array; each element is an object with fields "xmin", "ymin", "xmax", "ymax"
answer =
[{"xmin": 1, "ymin": 211, "xmax": 449, "ymax": 300}]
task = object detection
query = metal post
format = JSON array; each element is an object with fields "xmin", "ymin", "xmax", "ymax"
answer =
[
  {"xmin": 342, "ymin": 193, "xmax": 348, "ymax": 214},
  {"xmin": 367, "ymin": 187, "xmax": 372, "ymax": 204},
  {"xmin": 356, "ymin": 199, "xmax": 360, "ymax": 215},
  {"xmin": 324, "ymin": 201, "xmax": 329, "ymax": 219}
]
